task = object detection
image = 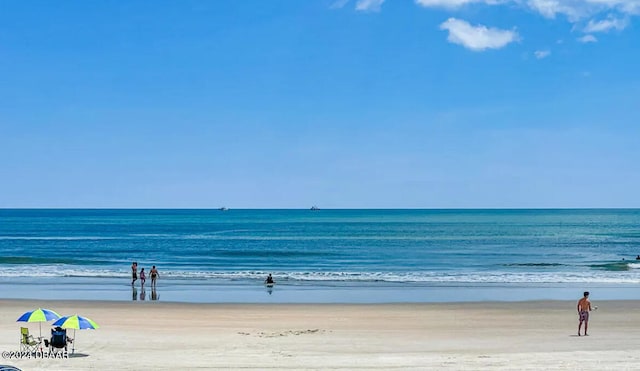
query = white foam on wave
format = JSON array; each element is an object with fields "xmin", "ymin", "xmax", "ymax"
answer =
[
  {"xmin": 0, "ymin": 267, "xmax": 639, "ymax": 284},
  {"xmin": 0, "ymin": 266, "xmax": 125, "ymax": 278},
  {"xmin": 281, "ymin": 271, "xmax": 640, "ymax": 284}
]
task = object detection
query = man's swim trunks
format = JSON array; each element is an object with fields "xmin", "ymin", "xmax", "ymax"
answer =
[{"xmin": 579, "ymin": 310, "xmax": 589, "ymax": 321}]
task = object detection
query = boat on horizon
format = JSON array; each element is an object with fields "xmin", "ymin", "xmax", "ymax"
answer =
[{"xmin": 310, "ymin": 206, "xmax": 320, "ymax": 210}]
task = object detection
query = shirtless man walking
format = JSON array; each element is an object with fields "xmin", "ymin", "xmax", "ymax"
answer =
[{"xmin": 577, "ymin": 291, "xmax": 593, "ymax": 336}]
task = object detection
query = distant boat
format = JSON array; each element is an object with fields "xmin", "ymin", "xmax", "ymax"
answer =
[
  {"xmin": 219, "ymin": 207, "xmax": 229, "ymax": 211},
  {"xmin": 310, "ymin": 206, "xmax": 320, "ymax": 211}
]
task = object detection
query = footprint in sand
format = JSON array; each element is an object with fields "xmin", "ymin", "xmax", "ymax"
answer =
[{"xmin": 253, "ymin": 329, "xmax": 323, "ymax": 338}]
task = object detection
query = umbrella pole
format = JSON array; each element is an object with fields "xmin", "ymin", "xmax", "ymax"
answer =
[{"xmin": 72, "ymin": 329, "xmax": 76, "ymax": 354}]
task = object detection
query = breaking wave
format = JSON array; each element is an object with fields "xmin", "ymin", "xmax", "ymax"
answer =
[{"xmin": 0, "ymin": 268, "xmax": 638, "ymax": 284}]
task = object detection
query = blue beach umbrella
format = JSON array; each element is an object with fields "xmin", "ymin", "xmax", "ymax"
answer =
[
  {"xmin": 52, "ymin": 315, "xmax": 99, "ymax": 354},
  {"xmin": 16, "ymin": 308, "xmax": 61, "ymax": 338}
]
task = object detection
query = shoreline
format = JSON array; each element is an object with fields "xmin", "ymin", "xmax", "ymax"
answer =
[
  {"xmin": 2, "ymin": 299, "xmax": 640, "ymax": 370},
  {"xmin": 1, "ymin": 297, "xmax": 639, "ymax": 308},
  {"xmin": 1, "ymin": 277, "xmax": 638, "ymax": 304}
]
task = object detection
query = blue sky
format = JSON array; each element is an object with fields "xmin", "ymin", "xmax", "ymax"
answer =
[{"xmin": 1, "ymin": 0, "xmax": 639, "ymax": 208}]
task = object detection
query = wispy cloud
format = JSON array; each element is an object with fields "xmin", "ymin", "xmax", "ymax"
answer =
[
  {"xmin": 523, "ymin": 1, "xmax": 640, "ymax": 20},
  {"xmin": 534, "ymin": 50, "xmax": 551, "ymax": 58},
  {"xmin": 355, "ymin": 0, "xmax": 385, "ymax": 12},
  {"xmin": 526, "ymin": 0, "xmax": 588, "ymax": 20},
  {"xmin": 415, "ymin": 0, "xmax": 500, "ymax": 8},
  {"xmin": 343, "ymin": 0, "xmax": 637, "ymax": 47},
  {"xmin": 578, "ymin": 34, "xmax": 598, "ymax": 42},
  {"xmin": 416, "ymin": 0, "xmax": 640, "ymax": 23},
  {"xmin": 584, "ymin": 15, "xmax": 629, "ymax": 32},
  {"xmin": 330, "ymin": 0, "xmax": 351, "ymax": 9},
  {"xmin": 439, "ymin": 18, "xmax": 519, "ymax": 51}
]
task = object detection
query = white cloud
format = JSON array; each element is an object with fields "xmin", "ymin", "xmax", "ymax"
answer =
[
  {"xmin": 330, "ymin": 0, "xmax": 351, "ymax": 9},
  {"xmin": 355, "ymin": 0, "xmax": 385, "ymax": 12},
  {"xmin": 584, "ymin": 15, "xmax": 629, "ymax": 32},
  {"xmin": 534, "ymin": 49, "xmax": 551, "ymax": 58},
  {"xmin": 345, "ymin": 0, "xmax": 638, "ymax": 44},
  {"xmin": 578, "ymin": 34, "xmax": 599, "ymax": 42},
  {"xmin": 439, "ymin": 18, "xmax": 520, "ymax": 51},
  {"xmin": 415, "ymin": 0, "xmax": 640, "ymax": 22},
  {"xmin": 522, "ymin": 0, "xmax": 640, "ymax": 19},
  {"xmin": 415, "ymin": 0, "xmax": 498, "ymax": 8},
  {"xmin": 526, "ymin": 0, "xmax": 590, "ymax": 20},
  {"xmin": 589, "ymin": 0, "xmax": 640, "ymax": 15}
]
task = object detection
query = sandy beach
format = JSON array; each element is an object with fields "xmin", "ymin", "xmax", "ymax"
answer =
[{"xmin": 2, "ymin": 299, "xmax": 640, "ymax": 370}]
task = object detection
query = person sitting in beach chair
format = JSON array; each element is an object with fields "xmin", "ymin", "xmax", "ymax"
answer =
[
  {"xmin": 20, "ymin": 327, "xmax": 40, "ymax": 353},
  {"xmin": 45, "ymin": 326, "xmax": 72, "ymax": 353}
]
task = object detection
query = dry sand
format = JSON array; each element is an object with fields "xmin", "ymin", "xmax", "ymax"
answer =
[{"xmin": 2, "ymin": 299, "xmax": 640, "ymax": 370}]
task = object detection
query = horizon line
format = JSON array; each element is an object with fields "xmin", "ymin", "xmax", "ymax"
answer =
[{"xmin": 2, "ymin": 207, "xmax": 640, "ymax": 210}]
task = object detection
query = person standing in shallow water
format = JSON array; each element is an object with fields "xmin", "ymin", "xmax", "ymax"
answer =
[
  {"xmin": 131, "ymin": 262, "xmax": 138, "ymax": 286},
  {"xmin": 577, "ymin": 291, "xmax": 593, "ymax": 336},
  {"xmin": 150, "ymin": 265, "xmax": 159, "ymax": 288},
  {"xmin": 264, "ymin": 274, "xmax": 275, "ymax": 284},
  {"xmin": 140, "ymin": 268, "xmax": 146, "ymax": 287}
]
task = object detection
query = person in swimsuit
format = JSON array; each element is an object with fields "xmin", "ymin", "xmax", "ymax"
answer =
[
  {"xmin": 131, "ymin": 262, "xmax": 138, "ymax": 286},
  {"xmin": 577, "ymin": 291, "xmax": 592, "ymax": 336},
  {"xmin": 264, "ymin": 274, "xmax": 275, "ymax": 285},
  {"xmin": 140, "ymin": 268, "xmax": 146, "ymax": 287},
  {"xmin": 150, "ymin": 265, "xmax": 159, "ymax": 288}
]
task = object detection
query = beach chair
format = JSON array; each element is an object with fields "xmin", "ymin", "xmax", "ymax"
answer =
[
  {"xmin": 20, "ymin": 327, "xmax": 39, "ymax": 353},
  {"xmin": 47, "ymin": 328, "xmax": 71, "ymax": 354}
]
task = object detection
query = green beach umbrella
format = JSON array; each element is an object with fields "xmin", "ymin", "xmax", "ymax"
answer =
[
  {"xmin": 52, "ymin": 315, "xmax": 99, "ymax": 354},
  {"xmin": 16, "ymin": 308, "xmax": 61, "ymax": 338}
]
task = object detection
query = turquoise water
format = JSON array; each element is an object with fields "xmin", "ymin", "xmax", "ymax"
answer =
[{"xmin": 1, "ymin": 209, "xmax": 639, "ymax": 302}]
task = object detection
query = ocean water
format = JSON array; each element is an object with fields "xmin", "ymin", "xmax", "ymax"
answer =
[{"xmin": 1, "ymin": 209, "xmax": 639, "ymax": 303}]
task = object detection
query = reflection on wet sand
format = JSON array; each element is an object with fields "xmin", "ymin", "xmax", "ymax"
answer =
[{"xmin": 133, "ymin": 286, "xmax": 158, "ymax": 301}]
